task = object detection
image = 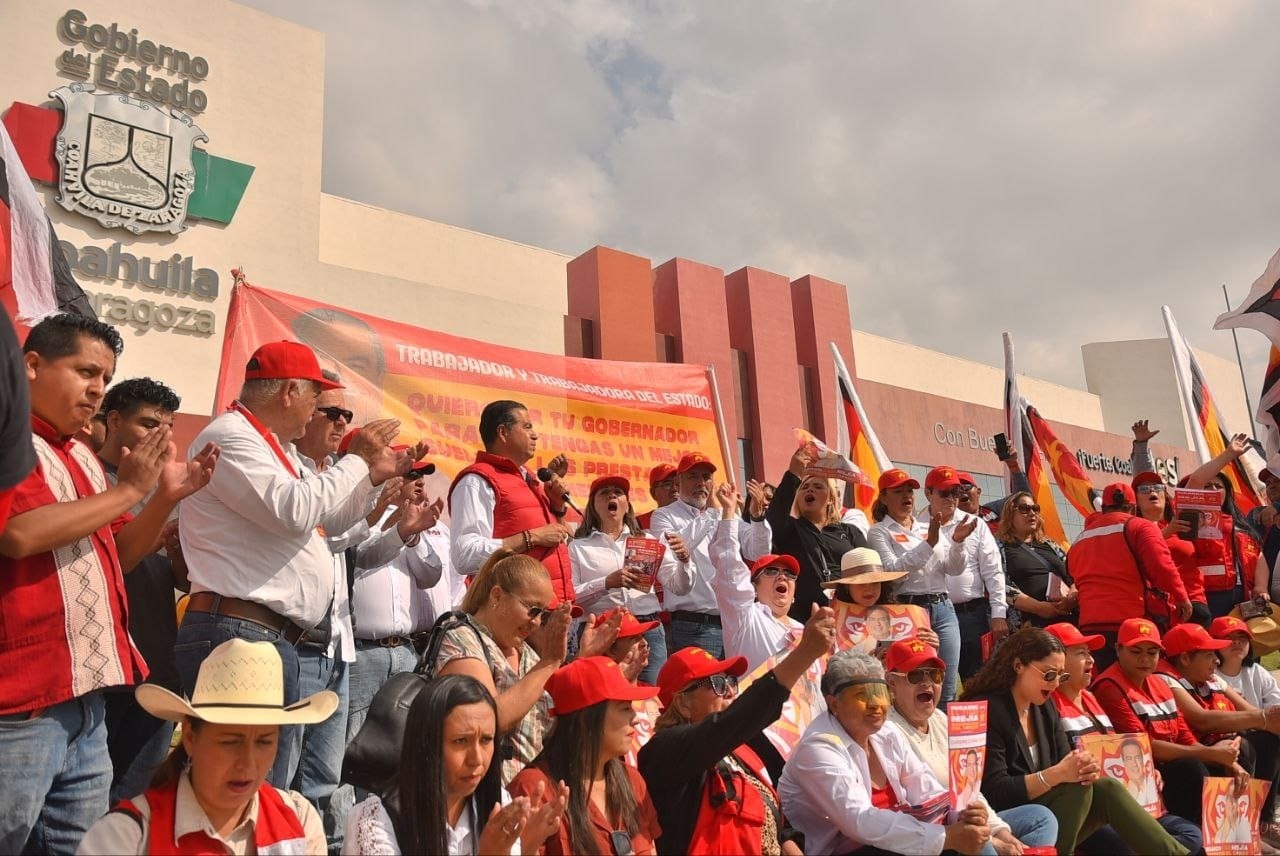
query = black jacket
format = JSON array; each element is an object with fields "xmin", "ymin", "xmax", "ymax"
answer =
[
  {"xmin": 766, "ymin": 471, "xmax": 868, "ymax": 623},
  {"xmin": 970, "ymin": 689, "xmax": 1071, "ymax": 810}
]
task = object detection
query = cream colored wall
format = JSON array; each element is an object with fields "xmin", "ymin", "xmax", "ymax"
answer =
[
  {"xmin": 1082, "ymin": 339, "xmax": 1253, "ymax": 454},
  {"xmin": 852, "ymin": 330, "xmax": 1107, "ymax": 430},
  {"xmin": 1, "ymin": 0, "xmax": 573, "ymax": 415}
]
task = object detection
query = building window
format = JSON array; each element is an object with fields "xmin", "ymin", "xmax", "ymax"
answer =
[
  {"xmin": 737, "ymin": 437, "xmax": 754, "ymax": 489},
  {"xmin": 732, "ymin": 349, "xmax": 752, "ymax": 436}
]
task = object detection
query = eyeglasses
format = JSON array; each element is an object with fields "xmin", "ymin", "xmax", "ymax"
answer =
[
  {"xmin": 754, "ymin": 567, "xmax": 798, "ymax": 582},
  {"xmin": 938, "ymin": 487, "xmax": 964, "ymax": 499},
  {"xmin": 509, "ymin": 593, "xmax": 549, "ymax": 623},
  {"xmin": 681, "ymin": 673, "xmax": 738, "ymax": 698},
  {"xmin": 1014, "ymin": 504, "xmax": 1041, "ymax": 514},
  {"xmin": 890, "ymin": 667, "xmax": 943, "ymax": 685},
  {"xmin": 316, "ymin": 406, "xmax": 354, "ymax": 423},
  {"xmin": 1135, "ymin": 484, "xmax": 1165, "ymax": 494},
  {"xmin": 1029, "ymin": 664, "xmax": 1067, "ymax": 684}
]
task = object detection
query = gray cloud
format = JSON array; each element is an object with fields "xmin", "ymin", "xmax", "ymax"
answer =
[{"xmin": 243, "ymin": 0, "xmax": 1280, "ymax": 397}]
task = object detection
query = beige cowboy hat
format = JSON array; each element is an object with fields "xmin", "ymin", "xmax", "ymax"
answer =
[
  {"xmin": 137, "ymin": 638, "xmax": 338, "ymax": 725},
  {"xmin": 822, "ymin": 547, "xmax": 906, "ymax": 588},
  {"xmin": 1229, "ymin": 601, "xmax": 1280, "ymax": 657}
]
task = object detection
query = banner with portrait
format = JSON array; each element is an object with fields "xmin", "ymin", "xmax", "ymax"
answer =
[
  {"xmin": 1203, "ymin": 777, "xmax": 1270, "ymax": 855},
  {"xmin": 946, "ymin": 701, "xmax": 988, "ymax": 810},
  {"xmin": 625, "ymin": 697, "xmax": 664, "ymax": 766},
  {"xmin": 737, "ymin": 652, "xmax": 825, "ymax": 761},
  {"xmin": 215, "ymin": 282, "xmax": 728, "ymax": 517},
  {"xmin": 1079, "ymin": 732, "xmax": 1163, "ymax": 817},
  {"xmin": 832, "ymin": 600, "xmax": 931, "ymax": 655}
]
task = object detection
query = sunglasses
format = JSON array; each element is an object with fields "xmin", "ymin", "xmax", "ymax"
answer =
[
  {"xmin": 890, "ymin": 667, "xmax": 943, "ymax": 685},
  {"xmin": 754, "ymin": 566, "xmax": 798, "ymax": 582},
  {"xmin": 610, "ymin": 830, "xmax": 634, "ymax": 856},
  {"xmin": 1029, "ymin": 664, "xmax": 1067, "ymax": 684},
  {"xmin": 938, "ymin": 487, "xmax": 965, "ymax": 498},
  {"xmin": 316, "ymin": 406, "xmax": 354, "ymax": 423},
  {"xmin": 1014, "ymin": 504, "xmax": 1041, "ymax": 514},
  {"xmin": 1135, "ymin": 484, "xmax": 1165, "ymax": 495},
  {"xmin": 509, "ymin": 593, "xmax": 549, "ymax": 623},
  {"xmin": 681, "ymin": 673, "xmax": 738, "ymax": 697}
]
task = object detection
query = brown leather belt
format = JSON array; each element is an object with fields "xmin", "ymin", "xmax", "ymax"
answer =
[{"xmin": 186, "ymin": 592, "xmax": 307, "ymax": 645}]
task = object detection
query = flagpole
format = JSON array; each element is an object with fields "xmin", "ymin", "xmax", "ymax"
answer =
[
  {"xmin": 706, "ymin": 364, "xmax": 738, "ymax": 487},
  {"xmin": 1223, "ymin": 283, "xmax": 1255, "ymax": 416}
]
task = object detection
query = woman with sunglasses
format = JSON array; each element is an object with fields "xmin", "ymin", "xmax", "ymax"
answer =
[
  {"xmin": 765, "ymin": 446, "xmax": 869, "ymax": 620},
  {"xmin": 962, "ymin": 626, "xmax": 1187, "ymax": 855},
  {"xmin": 883, "ymin": 640, "xmax": 1059, "ymax": 854},
  {"xmin": 570, "ymin": 475, "xmax": 693, "ymax": 683},
  {"xmin": 1045, "ymin": 622, "xmax": 1204, "ymax": 854},
  {"xmin": 637, "ymin": 604, "xmax": 836, "ymax": 855},
  {"xmin": 994, "ymin": 491, "xmax": 1076, "ymax": 628},
  {"xmin": 435, "ymin": 549, "xmax": 576, "ymax": 784},
  {"xmin": 1129, "ymin": 471, "xmax": 1211, "ymax": 628},
  {"xmin": 510, "ymin": 657, "xmax": 663, "ymax": 855}
]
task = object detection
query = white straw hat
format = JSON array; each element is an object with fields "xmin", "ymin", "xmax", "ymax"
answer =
[
  {"xmin": 137, "ymin": 638, "xmax": 338, "ymax": 725},
  {"xmin": 821, "ymin": 547, "xmax": 907, "ymax": 588}
]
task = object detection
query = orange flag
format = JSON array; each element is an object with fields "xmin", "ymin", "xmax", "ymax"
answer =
[{"xmin": 1027, "ymin": 405, "xmax": 1099, "ymax": 518}]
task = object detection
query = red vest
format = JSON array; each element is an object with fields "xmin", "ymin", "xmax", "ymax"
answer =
[
  {"xmin": 450, "ymin": 452, "xmax": 573, "ymax": 602},
  {"xmin": 115, "ymin": 779, "xmax": 309, "ymax": 854},
  {"xmin": 1156, "ymin": 662, "xmax": 1237, "ymax": 745},
  {"xmin": 686, "ymin": 744, "xmax": 780, "ymax": 855},
  {"xmin": 1092, "ymin": 663, "xmax": 1196, "ymax": 747},
  {"xmin": 1196, "ymin": 516, "xmax": 1237, "ymax": 592},
  {"xmin": 1070, "ymin": 513, "xmax": 1154, "ymax": 628},
  {"xmin": 1051, "ymin": 688, "xmax": 1114, "ymax": 744}
]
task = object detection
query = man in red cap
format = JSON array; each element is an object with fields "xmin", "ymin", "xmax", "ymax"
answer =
[
  {"xmin": 1093, "ymin": 618, "xmax": 1250, "ymax": 828},
  {"xmin": 177, "ymin": 340, "xmax": 410, "ymax": 787},
  {"xmin": 649, "ymin": 452, "xmax": 773, "ymax": 658},
  {"xmin": 1067, "ymin": 481, "xmax": 1191, "ymax": 673},
  {"xmin": 944, "ymin": 470, "xmax": 1010, "ymax": 684},
  {"xmin": 448, "ymin": 400, "xmax": 576, "ymax": 602},
  {"xmin": 636, "ymin": 463, "xmax": 677, "ymax": 530}
]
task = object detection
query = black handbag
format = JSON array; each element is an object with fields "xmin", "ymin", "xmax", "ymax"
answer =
[{"xmin": 341, "ymin": 611, "xmax": 493, "ymax": 793}]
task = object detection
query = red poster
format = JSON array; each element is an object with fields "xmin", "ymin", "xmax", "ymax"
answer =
[
  {"xmin": 1204, "ymin": 777, "xmax": 1270, "ymax": 855},
  {"xmin": 947, "ymin": 700, "xmax": 988, "ymax": 811}
]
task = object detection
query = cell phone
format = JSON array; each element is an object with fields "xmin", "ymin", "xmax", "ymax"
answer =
[
  {"xmin": 1176, "ymin": 509, "xmax": 1200, "ymax": 541},
  {"xmin": 993, "ymin": 432, "xmax": 1012, "ymax": 462}
]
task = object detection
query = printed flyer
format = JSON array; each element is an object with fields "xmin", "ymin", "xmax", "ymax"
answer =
[
  {"xmin": 1080, "ymin": 732, "xmax": 1163, "ymax": 817},
  {"xmin": 947, "ymin": 700, "xmax": 988, "ymax": 810},
  {"xmin": 1203, "ymin": 777, "xmax": 1270, "ymax": 855}
]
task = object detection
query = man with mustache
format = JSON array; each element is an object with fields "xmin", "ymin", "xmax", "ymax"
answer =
[
  {"xmin": 947, "ymin": 472, "xmax": 1010, "ymax": 683},
  {"xmin": 650, "ymin": 453, "xmax": 772, "ymax": 658}
]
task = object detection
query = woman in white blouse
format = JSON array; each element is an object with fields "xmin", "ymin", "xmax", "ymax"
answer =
[
  {"xmin": 570, "ymin": 475, "xmax": 693, "ymax": 683},
  {"xmin": 345, "ymin": 674, "xmax": 566, "ymax": 855}
]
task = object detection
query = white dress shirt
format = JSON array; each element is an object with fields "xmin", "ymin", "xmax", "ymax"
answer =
[
  {"xmin": 569, "ymin": 526, "xmax": 693, "ymax": 617},
  {"xmin": 422, "ymin": 523, "xmax": 463, "ymax": 615},
  {"xmin": 180, "ymin": 410, "xmax": 378, "ymax": 627},
  {"xmin": 648, "ymin": 499, "xmax": 771, "ymax": 614},
  {"xmin": 866, "ymin": 515, "xmax": 966, "ymax": 597},
  {"xmin": 709, "ymin": 519, "xmax": 804, "ymax": 671},
  {"xmin": 779, "ymin": 711, "xmax": 954, "ymax": 855},
  {"xmin": 351, "ymin": 508, "xmax": 445, "ymax": 640},
  {"xmin": 842, "ymin": 507, "xmax": 871, "ymax": 538},
  {"xmin": 449, "ymin": 471, "xmax": 519, "ymax": 576},
  {"xmin": 922, "ymin": 510, "xmax": 1007, "ymax": 617}
]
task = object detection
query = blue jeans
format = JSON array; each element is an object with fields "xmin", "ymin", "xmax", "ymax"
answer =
[
  {"xmin": 104, "ymin": 690, "xmax": 174, "ymax": 803},
  {"xmin": 174, "ymin": 610, "xmax": 302, "ymax": 788},
  {"xmin": 1207, "ymin": 585, "xmax": 1245, "ymax": 619},
  {"xmin": 346, "ymin": 641, "xmax": 418, "ymax": 743},
  {"xmin": 637, "ymin": 618, "xmax": 668, "ymax": 685},
  {"xmin": 0, "ymin": 691, "xmax": 112, "ymax": 855},
  {"xmin": 993, "ymin": 803, "xmax": 1058, "ymax": 852},
  {"xmin": 920, "ymin": 598, "xmax": 960, "ymax": 705},
  {"xmin": 666, "ymin": 616, "xmax": 724, "ymax": 659},
  {"xmin": 952, "ymin": 599, "xmax": 990, "ymax": 681},
  {"xmin": 291, "ymin": 646, "xmax": 349, "ymax": 852}
]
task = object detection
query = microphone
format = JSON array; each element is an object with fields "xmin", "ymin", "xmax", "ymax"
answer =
[{"xmin": 537, "ymin": 467, "xmax": 582, "ymax": 515}]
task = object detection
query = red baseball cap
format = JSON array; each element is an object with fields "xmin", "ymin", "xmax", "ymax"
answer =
[
  {"xmin": 1163, "ymin": 623, "xmax": 1231, "ymax": 656},
  {"xmin": 548, "ymin": 595, "xmax": 584, "ymax": 620},
  {"xmin": 1117, "ymin": 617, "xmax": 1164, "ymax": 648},
  {"xmin": 589, "ymin": 475, "xmax": 630, "ymax": 496},
  {"xmin": 1045, "ymin": 623, "xmax": 1105, "ymax": 651},
  {"xmin": 648, "ymin": 464, "xmax": 677, "ymax": 488},
  {"xmin": 338, "ymin": 429, "xmax": 359, "ymax": 455},
  {"xmin": 392, "ymin": 444, "xmax": 436, "ymax": 475},
  {"xmin": 601, "ymin": 608, "xmax": 660, "ymax": 639},
  {"xmin": 884, "ymin": 638, "xmax": 944, "ymax": 674},
  {"xmin": 877, "ymin": 469, "xmax": 919, "ymax": 491},
  {"xmin": 748, "ymin": 553, "xmax": 801, "ymax": 582},
  {"xmin": 244, "ymin": 341, "xmax": 342, "ymax": 389},
  {"xmin": 545, "ymin": 656, "xmax": 658, "ymax": 715},
  {"xmin": 675, "ymin": 452, "xmax": 717, "ymax": 475},
  {"xmin": 925, "ymin": 466, "xmax": 961, "ymax": 490},
  {"xmin": 656, "ymin": 647, "xmax": 748, "ymax": 708},
  {"xmin": 1102, "ymin": 482, "xmax": 1136, "ymax": 507},
  {"xmin": 957, "ymin": 472, "xmax": 977, "ymax": 487},
  {"xmin": 1209, "ymin": 615, "xmax": 1253, "ymax": 640},
  {"xmin": 1131, "ymin": 471, "xmax": 1164, "ymax": 489}
]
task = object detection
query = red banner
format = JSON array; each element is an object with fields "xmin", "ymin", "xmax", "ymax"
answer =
[{"xmin": 215, "ymin": 282, "xmax": 727, "ymax": 515}]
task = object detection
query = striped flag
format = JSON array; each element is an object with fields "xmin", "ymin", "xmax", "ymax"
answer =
[
  {"xmin": 831, "ymin": 342, "xmax": 891, "ymax": 515},
  {"xmin": 1026, "ymin": 404, "xmax": 1100, "ymax": 517},
  {"xmin": 0, "ymin": 117, "xmax": 91, "ymax": 321},
  {"xmin": 1213, "ymin": 245, "xmax": 1280, "ymax": 346},
  {"xmin": 1162, "ymin": 306, "xmax": 1263, "ymax": 512},
  {"xmin": 1003, "ymin": 333, "xmax": 1069, "ymax": 547},
  {"xmin": 1256, "ymin": 346, "xmax": 1280, "ymax": 473}
]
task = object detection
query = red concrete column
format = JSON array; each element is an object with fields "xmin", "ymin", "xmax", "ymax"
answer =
[
  {"xmin": 724, "ymin": 266, "xmax": 804, "ymax": 482},
  {"xmin": 653, "ymin": 258, "xmax": 738, "ymax": 461},
  {"xmin": 566, "ymin": 246, "xmax": 656, "ymax": 362},
  {"xmin": 792, "ymin": 274, "xmax": 856, "ymax": 444}
]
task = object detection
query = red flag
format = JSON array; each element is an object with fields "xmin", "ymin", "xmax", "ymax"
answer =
[
  {"xmin": 1003, "ymin": 334, "xmax": 1069, "ymax": 547},
  {"xmin": 831, "ymin": 343, "xmax": 890, "ymax": 515},
  {"xmin": 1027, "ymin": 405, "xmax": 1099, "ymax": 517}
]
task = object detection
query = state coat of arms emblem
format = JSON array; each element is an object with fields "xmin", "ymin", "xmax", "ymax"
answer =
[{"xmin": 50, "ymin": 83, "xmax": 207, "ymax": 235}]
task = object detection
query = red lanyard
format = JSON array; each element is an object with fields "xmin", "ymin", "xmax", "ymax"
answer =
[{"xmin": 230, "ymin": 401, "xmax": 300, "ymax": 479}]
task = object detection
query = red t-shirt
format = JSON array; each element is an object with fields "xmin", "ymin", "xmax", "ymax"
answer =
[
  {"xmin": 0, "ymin": 417, "xmax": 145, "ymax": 714},
  {"xmin": 509, "ymin": 760, "xmax": 663, "ymax": 856}
]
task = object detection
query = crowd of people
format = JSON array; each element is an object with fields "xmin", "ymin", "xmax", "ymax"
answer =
[{"xmin": 3, "ymin": 311, "xmax": 1280, "ymax": 855}]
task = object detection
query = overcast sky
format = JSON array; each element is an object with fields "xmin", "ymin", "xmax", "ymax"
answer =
[{"xmin": 242, "ymin": 0, "xmax": 1280, "ymax": 397}]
